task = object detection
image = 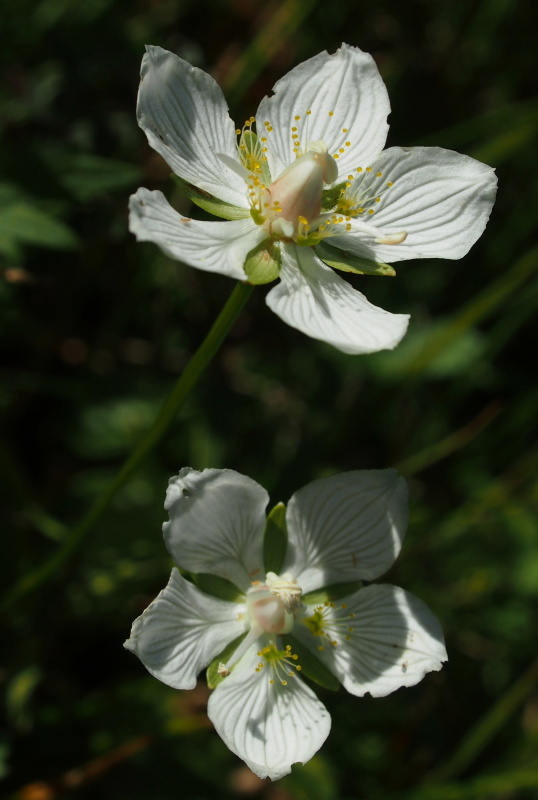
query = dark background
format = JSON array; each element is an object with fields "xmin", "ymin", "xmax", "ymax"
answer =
[{"xmin": 1, "ymin": 0, "xmax": 537, "ymax": 798}]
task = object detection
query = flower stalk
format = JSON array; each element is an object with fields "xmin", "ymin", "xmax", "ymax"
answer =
[{"xmin": 2, "ymin": 281, "xmax": 254, "ymax": 609}]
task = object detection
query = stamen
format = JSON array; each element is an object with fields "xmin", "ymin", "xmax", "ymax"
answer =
[{"xmin": 255, "ymin": 642, "xmax": 303, "ymax": 686}]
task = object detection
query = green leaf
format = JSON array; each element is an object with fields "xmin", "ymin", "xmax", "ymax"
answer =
[
  {"xmin": 263, "ymin": 502, "xmax": 288, "ymax": 574},
  {"xmin": 302, "ymin": 581, "xmax": 363, "ymax": 606},
  {"xmin": 244, "ymin": 239, "xmax": 281, "ymax": 285},
  {"xmin": 172, "ymin": 175, "xmax": 250, "ymax": 221},
  {"xmin": 0, "ymin": 202, "xmax": 78, "ymax": 254},
  {"xmin": 57, "ymin": 154, "xmax": 140, "ymax": 201},
  {"xmin": 206, "ymin": 632, "xmax": 247, "ymax": 689},
  {"xmin": 191, "ymin": 573, "xmax": 244, "ymax": 603},
  {"xmin": 315, "ymin": 240, "xmax": 395, "ymax": 276},
  {"xmin": 281, "ymin": 634, "xmax": 340, "ymax": 692}
]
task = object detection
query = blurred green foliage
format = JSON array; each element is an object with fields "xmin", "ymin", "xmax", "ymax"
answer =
[{"xmin": 1, "ymin": 0, "xmax": 538, "ymax": 798}]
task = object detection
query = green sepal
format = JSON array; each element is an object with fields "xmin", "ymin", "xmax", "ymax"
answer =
[
  {"xmin": 263, "ymin": 502, "xmax": 288, "ymax": 574},
  {"xmin": 281, "ymin": 634, "xmax": 341, "ymax": 692},
  {"xmin": 302, "ymin": 581, "xmax": 363, "ymax": 606},
  {"xmin": 244, "ymin": 239, "xmax": 281, "ymax": 285},
  {"xmin": 206, "ymin": 632, "xmax": 247, "ymax": 689},
  {"xmin": 191, "ymin": 573, "xmax": 244, "ymax": 603},
  {"xmin": 321, "ymin": 181, "xmax": 346, "ymax": 211},
  {"xmin": 315, "ymin": 240, "xmax": 396, "ymax": 277},
  {"xmin": 171, "ymin": 175, "xmax": 250, "ymax": 221}
]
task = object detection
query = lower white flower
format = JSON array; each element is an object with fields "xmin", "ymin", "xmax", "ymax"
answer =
[{"xmin": 125, "ymin": 468, "xmax": 447, "ymax": 780}]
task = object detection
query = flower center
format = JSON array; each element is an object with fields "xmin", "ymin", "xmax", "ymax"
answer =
[
  {"xmin": 246, "ymin": 571, "xmax": 303, "ymax": 634},
  {"xmin": 263, "ymin": 141, "xmax": 338, "ymax": 239},
  {"xmin": 216, "ymin": 572, "xmax": 303, "ymax": 679},
  {"xmin": 235, "ymin": 113, "xmax": 407, "ymax": 247}
]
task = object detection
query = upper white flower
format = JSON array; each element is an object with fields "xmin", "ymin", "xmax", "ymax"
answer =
[
  {"xmin": 125, "ymin": 467, "xmax": 447, "ymax": 780},
  {"xmin": 129, "ymin": 44, "xmax": 497, "ymax": 355}
]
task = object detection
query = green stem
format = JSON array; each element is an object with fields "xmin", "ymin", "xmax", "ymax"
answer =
[{"xmin": 3, "ymin": 281, "xmax": 254, "ymax": 609}]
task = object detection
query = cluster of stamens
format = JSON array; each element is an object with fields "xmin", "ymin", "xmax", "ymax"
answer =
[
  {"xmin": 235, "ymin": 117, "xmax": 267, "ymax": 174},
  {"xmin": 337, "ymin": 168, "xmax": 395, "ymax": 218},
  {"xmin": 255, "ymin": 643, "xmax": 302, "ymax": 686},
  {"xmin": 234, "ymin": 109, "xmax": 406, "ymax": 247},
  {"xmin": 303, "ymin": 600, "xmax": 356, "ymax": 651}
]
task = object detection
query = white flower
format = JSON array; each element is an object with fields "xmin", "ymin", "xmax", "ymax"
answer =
[
  {"xmin": 129, "ymin": 44, "xmax": 497, "ymax": 355},
  {"xmin": 125, "ymin": 467, "xmax": 447, "ymax": 780}
]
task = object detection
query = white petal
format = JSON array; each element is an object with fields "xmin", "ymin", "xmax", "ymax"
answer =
[
  {"xmin": 124, "ymin": 569, "xmax": 245, "ymax": 690},
  {"xmin": 296, "ymin": 584, "xmax": 447, "ymax": 697},
  {"xmin": 283, "ymin": 470, "xmax": 408, "ymax": 593},
  {"xmin": 207, "ymin": 644, "xmax": 331, "ymax": 780},
  {"xmin": 137, "ymin": 46, "xmax": 247, "ymax": 207},
  {"xmin": 163, "ymin": 468, "xmax": 269, "ymax": 591},
  {"xmin": 256, "ymin": 44, "xmax": 389, "ymax": 182},
  {"xmin": 129, "ymin": 188, "xmax": 265, "ymax": 280},
  {"xmin": 332, "ymin": 146, "xmax": 497, "ymax": 263},
  {"xmin": 265, "ymin": 244, "xmax": 409, "ymax": 354}
]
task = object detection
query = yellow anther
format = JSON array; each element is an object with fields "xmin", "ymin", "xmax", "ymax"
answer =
[
  {"xmin": 306, "ymin": 109, "xmax": 312, "ymax": 115},
  {"xmin": 291, "ymin": 126, "xmax": 297, "ymax": 132},
  {"xmin": 357, "ymin": 167, "xmax": 363, "ymax": 173},
  {"xmin": 375, "ymin": 197, "xmax": 381, "ymax": 203},
  {"xmin": 342, "ymin": 128, "xmax": 348, "ymax": 133},
  {"xmin": 377, "ymin": 171, "xmax": 383, "ymax": 177},
  {"xmin": 339, "ymin": 148, "xmax": 345, "ymax": 153},
  {"xmin": 366, "ymin": 166, "xmax": 372, "ymax": 172},
  {"xmin": 387, "ymin": 181, "xmax": 393, "ymax": 187},
  {"xmin": 345, "ymin": 141, "xmax": 351, "ymax": 147},
  {"xmin": 235, "ymin": 128, "xmax": 241, "ymax": 135},
  {"xmin": 368, "ymin": 209, "xmax": 374, "ymax": 214},
  {"xmin": 328, "ymin": 111, "xmax": 334, "ymax": 116}
]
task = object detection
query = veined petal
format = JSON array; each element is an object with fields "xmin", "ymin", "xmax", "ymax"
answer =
[
  {"xmin": 265, "ymin": 244, "xmax": 409, "ymax": 354},
  {"xmin": 137, "ymin": 46, "xmax": 247, "ymax": 207},
  {"xmin": 207, "ymin": 644, "xmax": 331, "ymax": 780},
  {"xmin": 296, "ymin": 584, "xmax": 447, "ymax": 698},
  {"xmin": 124, "ymin": 569, "xmax": 245, "ymax": 690},
  {"xmin": 164, "ymin": 468, "xmax": 269, "ymax": 591},
  {"xmin": 256, "ymin": 44, "xmax": 389, "ymax": 182},
  {"xmin": 129, "ymin": 188, "xmax": 265, "ymax": 280},
  {"xmin": 283, "ymin": 470, "xmax": 408, "ymax": 593},
  {"xmin": 332, "ymin": 146, "xmax": 497, "ymax": 263}
]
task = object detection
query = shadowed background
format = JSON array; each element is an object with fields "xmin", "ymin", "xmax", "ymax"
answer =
[{"xmin": 1, "ymin": 0, "xmax": 538, "ymax": 798}]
